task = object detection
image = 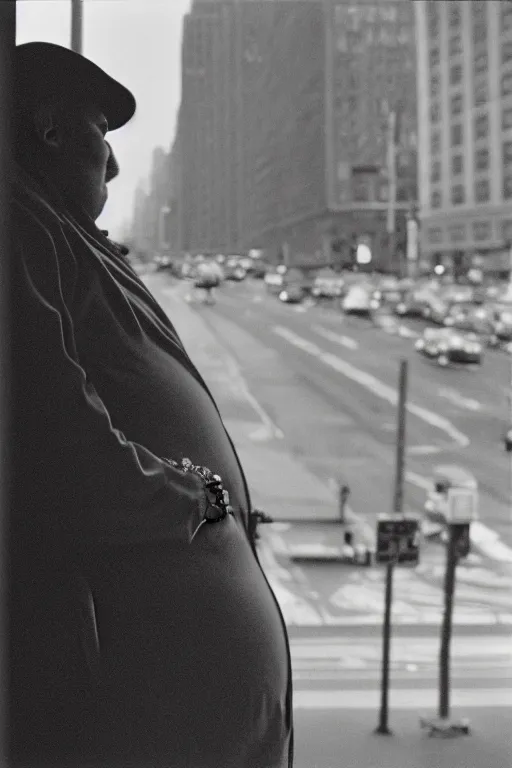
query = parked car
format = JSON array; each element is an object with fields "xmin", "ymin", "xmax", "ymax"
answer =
[
  {"xmin": 414, "ymin": 327, "xmax": 483, "ymax": 366},
  {"xmin": 278, "ymin": 284, "xmax": 306, "ymax": 304},
  {"xmin": 342, "ymin": 284, "xmax": 373, "ymax": 315}
]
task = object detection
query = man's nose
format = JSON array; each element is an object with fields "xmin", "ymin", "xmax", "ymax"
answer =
[{"xmin": 105, "ymin": 142, "xmax": 120, "ymax": 183}]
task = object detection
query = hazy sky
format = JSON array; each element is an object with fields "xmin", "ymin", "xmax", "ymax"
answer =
[{"xmin": 16, "ymin": 0, "xmax": 191, "ymax": 238}]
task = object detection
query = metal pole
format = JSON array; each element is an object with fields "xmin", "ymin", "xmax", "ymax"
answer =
[
  {"xmin": 439, "ymin": 525, "xmax": 457, "ymax": 720},
  {"xmin": 393, "ymin": 360, "xmax": 408, "ymax": 516},
  {"xmin": 1, "ymin": 1, "xmax": 16, "ymax": 759},
  {"xmin": 376, "ymin": 359, "xmax": 408, "ymax": 736},
  {"xmin": 386, "ymin": 110, "xmax": 397, "ymax": 275},
  {"xmin": 376, "ymin": 563, "xmax": 394, "ymax": 735},
  {"xmin": 71, "ymin": 0, "xmax": 84, "ymax": 55}
]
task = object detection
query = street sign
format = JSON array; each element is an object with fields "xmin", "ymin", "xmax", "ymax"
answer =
[
  {"xmin": 446, "ymin": 488, "xmax": 478, "ymax": 523},
  {"xmin": 375, "ymin": 514, "xmax": 420, "ymax": 567}
]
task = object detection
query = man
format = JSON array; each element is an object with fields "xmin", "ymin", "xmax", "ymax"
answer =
[
  {"xmin": 10, "ymin": 42, "xmax": 293, "ymax": 767},
  {"xmin": 194, "ymin": 258, "xmax": 223, "ymax": 304}
]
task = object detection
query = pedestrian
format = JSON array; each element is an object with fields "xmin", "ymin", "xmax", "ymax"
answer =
[{"xmin": 9, "ymin": 42, "xmax": 293, "ymax": 768}]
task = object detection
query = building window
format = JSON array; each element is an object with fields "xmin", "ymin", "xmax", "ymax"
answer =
[
  {"xmin": 448, "ymin": 1, "xmax": 461, "ymax": 29},
  {"xmin": 451, "ymin": 94, "xmax": 463, "ymax": 116},
  {"xmin": 503, "ymin": 2, "xmax": 512, "ymax": 32},
  {"xmin": 430, "ymin": 101, "xmax": 440, "ymax": 123},
  {"xmin": 474, "ymin": 51, "xmax": 488, "ymax": 75},
  {"xmin": 502, "ymin": 72, "xmax": 512, "ymax": 97},
  {"xmin": 452, "ymin": 155, "xmax": 463, "ymax": 175},
  {"xmin": 474, "ymin": 79, "xmax": 489, "ymax": 106},
  {"xmin": 429, "ymin": 47, "xmax": 440, "ymax": 67},
  {"xmin": 504, "ymin": 140, "xmax": 512, "ymax": 167},
  {"xmin": 428, "ymin": 227, "xmax": 443, "ymax": 244},
  {"xmin": 474, "ymin": 113, "xmax": 488, "ymax": 140},
  {"xmin": 503, "ymin": 107, "xmax": 512, "ymax": 132},
  {"xmin": 449, "ymin": 35, "xmax": 462, "ymax": 57},
  {"xmin": 431, "ymin": 190, "xmax": 442, "ymax": 209},
  {"xmin": 451, "ymin": 184, "xmax": 465, "ymax": 205},
  {"xmin": 503, "ymin": 41, "xmax": 512, "ymax": 66},
  {"xmin": 504, "ymin": 173, "xmax": 512, "ymax": 200},
  {"xmin": 475, "ymin": 148, "xmax": 489, "ymax": 171},
  {"xmin": 451, "ymin": 123, "xmax": 463, "ymax": 147},
  {"xmin": 427, "ymin": 1, "xmax": 439, "ymax": 37},
  {"xmin": 430, "ymin": 73, "xmax": 440, "ymax": 97},
  {"xmin": 450, "ymin": 64, "xmax": 462, "ymax": 85},
  {"xmin": 473, "ymin": 22, "xmax": 487, "ymax": 45},
  {"xmin": 449, "ymin": 224, "xmax": 466, "ymax": 243},
  {"xmin": 475, "ymin": 179, "xmax": 490, "ymax": 202},
  {"xmin": 473, "ymin": 221, "xmax": 491, "ymax": 242},
  {"xmin": 502, "ymin": 220, "xmax": 512, "ymax": 241},
  {"xmin": 431, "ymin": 160, "xmax": 441, "ymax": 183},
  {"xmin": 431, "ymin": 130, "xmax": 441, "ymax": 155}
]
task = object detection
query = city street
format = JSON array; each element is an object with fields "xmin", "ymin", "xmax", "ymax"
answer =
[
  {"xmin": 144, "ymin": 270, "xmax": 512, "ymax": 767},
  {"xmin": 198, "ymin": 278, "xmax": 511, "ymax": 539}
]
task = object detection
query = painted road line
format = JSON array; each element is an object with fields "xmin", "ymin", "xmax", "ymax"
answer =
[
  {"xmin": 405, "ymin": 470, "xmax": 433, "ymax": 491},
  {"xmin": 312, "ymin": 325, "xmax": 359, "ymax": 350},
  {"xmin": 273, "ymin": 326, "xmax": 469, "ymax": 447},
  {"xmin": 407, "ymin": 445, "xmax": 442, "ymax": 456},
  {"xmin": 438, "ymin": 387, "xmax": 482, "ymax": 412},
  {"xmin": 293, "ymin": 688, "xmax": 512, "ymax": 710},
  {"xmin": 398, "ymin": 325, "xmax": 420, "ymax": 339}
]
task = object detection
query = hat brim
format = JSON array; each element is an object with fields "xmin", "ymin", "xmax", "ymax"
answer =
[{"xmin": 15, "ymin": 42, "xmax": 136, "ymax": 130}]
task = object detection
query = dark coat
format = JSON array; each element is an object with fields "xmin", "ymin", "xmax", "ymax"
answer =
[{"xmin": 9, "ymin": 165, "xmax": 293, "ymax": 767}]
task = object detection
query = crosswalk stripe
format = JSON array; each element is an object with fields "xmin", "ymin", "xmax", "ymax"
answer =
[{"xmin": 293, "ymin": 688, "xmax": 512, "ymax": 709}]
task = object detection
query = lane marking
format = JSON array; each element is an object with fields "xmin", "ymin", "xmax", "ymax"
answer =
[
  {"xmin": 407, "ymin": 445, "xmax": 442, "ymax": 456},
  {"xmin": 312, "ymin": 325, "xmax": 359, "ymax": 350},
  {"xmin": 438, "ymin": 387, "xmax": 482, "ymax": 412},
  {"xmin": 273, "ymin": 326, "xmax": 469, "ymax": 447},
  {"xmin": 293, "ymin": 688, "xmax": 512, "ymax": 710}
]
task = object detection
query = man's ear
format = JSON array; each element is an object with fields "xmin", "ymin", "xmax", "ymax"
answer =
[{"xmin": 33, "ymin": 104, "xmax": 62, "ymax": 150}]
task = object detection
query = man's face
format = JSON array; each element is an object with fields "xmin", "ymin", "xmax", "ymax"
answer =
[{"xmin": 42, "ymin": 102, "xmax": 120, "ymax": 220}]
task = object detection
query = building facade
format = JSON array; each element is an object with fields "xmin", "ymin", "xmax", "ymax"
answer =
[
  {"xmin": 417, "ymin": 0, "xmax": 512, "ymax": 276},
  {"xmin": 173, "ymin": 0, "xmax": 417, "ymax": 269}
]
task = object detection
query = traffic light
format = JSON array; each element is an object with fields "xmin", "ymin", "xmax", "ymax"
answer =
[{"xmin": 452, "ymin": 523, "xmax": 470, "ymax": 559}]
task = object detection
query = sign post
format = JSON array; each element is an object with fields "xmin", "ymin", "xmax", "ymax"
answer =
[
  {"xmin": 375, "ymin": 360, "xmax": 419, "ymax": 736},
  {"xmin": 421, "ymin": 483, "xmax": 476, "ymax": 737}
]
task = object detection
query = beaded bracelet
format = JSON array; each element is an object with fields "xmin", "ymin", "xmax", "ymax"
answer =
[{"xmin": 164, "ymin": 457, "xmax": 233, "ymax": 541}]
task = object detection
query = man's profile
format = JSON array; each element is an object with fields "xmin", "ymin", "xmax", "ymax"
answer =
[{"xmin": 9, "ymin": 42, "xmax": 293, "ymax": 768}]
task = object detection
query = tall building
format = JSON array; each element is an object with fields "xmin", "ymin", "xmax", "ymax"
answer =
[
  {"xmin": 416, "ymin": 1, "xmax": 512, "ymax": 276},
  {"xmin": 175, "ymin": 0, "xmax": 417, "ymax": 269}
]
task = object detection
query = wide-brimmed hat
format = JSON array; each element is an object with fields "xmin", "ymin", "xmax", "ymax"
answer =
[{"xmin": 15, "ymin": 42, "xmax": 136, "ymax": 130}]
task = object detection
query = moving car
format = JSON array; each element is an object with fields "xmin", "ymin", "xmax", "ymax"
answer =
[
  {"xmin": 224, "ymin": 257, "xmax": 247, "ymax": 281},
  {"xmin": 278, "ymin": 284, "xmax": 305, "ymax": 304},
  {"xmin": 414, "ymin": 327, "xmax": 483, "ymax": 366},
  {"xmin": 311, "ymin": 268, "xmax": 345, "ymax": 299},
  {"xmin": 443, "ymin": 302, "xmax": 494, "ymax": 335},
  {"xmin": 492, "ymin": 306, "xmax": 512, "ymax": 342},
  {"xmin": 264, "ymin": 271, "xmax": 284, "ymax": 294},
  {"xmin": 394, "ymin": 289, "xmax": 428, "ymax": 318},
  {"xmin": 342, "ymin": 284, "xmax": 373, "ymax": 315},
  {"xmin": 370, "ymin": 278, "xmax": 402, "ymax": 310}
]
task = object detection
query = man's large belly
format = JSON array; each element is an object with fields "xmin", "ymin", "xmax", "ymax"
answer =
[
  {"xmin": 91, "ymin": 515, "xmax": 291, "ymax": 768},
  {"xmin": 82, "ymin": 338, "xmax": 291, "ymax": 766}
]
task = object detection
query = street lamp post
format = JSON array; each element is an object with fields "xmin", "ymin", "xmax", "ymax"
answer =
[{"xmin": 71, "ymin": 0, "xmax": 84, "ymax": 55}]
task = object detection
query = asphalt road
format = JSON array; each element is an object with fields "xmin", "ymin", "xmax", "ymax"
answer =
[{"xmin": 200, "ymin": 278, "xmax": 511, "ymax": 543}]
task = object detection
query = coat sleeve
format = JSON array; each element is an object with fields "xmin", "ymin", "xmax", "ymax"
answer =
[{"xmin": 10, "ymin": 198, "xmax": 207, "ymax": 557}]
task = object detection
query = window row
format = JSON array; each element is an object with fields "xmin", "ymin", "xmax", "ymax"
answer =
[
  {"xmin": 430, "ymin": 179, "xmax": 491, "ymax": 208},
  {"xmin": 430, "ymin": 114, "xmax": 490, "ymax": 155}
]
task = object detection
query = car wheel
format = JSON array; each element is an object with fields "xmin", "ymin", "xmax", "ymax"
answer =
[{"xmin": 438, "ymin": 353, "xmax": 449, "ymax": 367}]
